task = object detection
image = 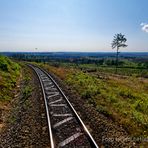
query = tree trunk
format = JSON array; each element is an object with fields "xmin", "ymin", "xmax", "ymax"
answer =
[{"xmin": 115, "ymin": 46, "xmax": 119, "ymax": 73}]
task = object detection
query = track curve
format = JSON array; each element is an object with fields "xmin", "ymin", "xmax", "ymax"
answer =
[{"xmin": 29, "ymin": 64, "xmax": 98, "ymax": 148}]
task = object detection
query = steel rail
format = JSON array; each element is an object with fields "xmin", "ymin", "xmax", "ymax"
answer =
[
  {"xmin": 29, "ymin": 64, "xmax": 98, "ymax": 148},
  {"xmin": 29, "ymin": 65, "xmax": 54, "ymax": 148}
]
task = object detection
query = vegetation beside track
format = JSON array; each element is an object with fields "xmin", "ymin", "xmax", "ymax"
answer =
[
  {"xmin": 37, "ymin": 62, "xmax": 148, "ymax": 139},
  {"xmin": 0, "ymin": 56, "xmax": 20, "ymax": 101}
]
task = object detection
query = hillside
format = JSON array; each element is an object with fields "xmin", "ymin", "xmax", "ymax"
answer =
[{"xmin": 0, "ymin": 56, "xmax": 20, "ymax": 101}]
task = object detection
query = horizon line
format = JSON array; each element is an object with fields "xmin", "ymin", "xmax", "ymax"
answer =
[{"xmin": 0, "ymin": 51, "xmax": 148, "ymax": 53}]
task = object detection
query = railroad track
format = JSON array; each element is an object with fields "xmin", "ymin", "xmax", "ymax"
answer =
[{"xmin": 29, "ymin": 65, "xmax": 98, "ymax": 148}]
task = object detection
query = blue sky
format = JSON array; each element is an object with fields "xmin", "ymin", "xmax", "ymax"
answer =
[{"xmin": 0, "ymin": 0, "xmax": 148, "ymax": 52}]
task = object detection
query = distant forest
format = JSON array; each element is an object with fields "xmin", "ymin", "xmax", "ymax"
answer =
[{"xmin": 0, "ymin": 52, "xmax": 148, "ymax": 69}]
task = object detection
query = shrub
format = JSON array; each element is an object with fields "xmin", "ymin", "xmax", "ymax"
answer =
[{"xmin": 0, "ymin": 56, "xmax": 20, "ymax": 101}]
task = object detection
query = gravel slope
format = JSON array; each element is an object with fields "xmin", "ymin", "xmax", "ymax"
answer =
[{"xmin": 0, "ymin": 65, "xmax": 50, "ymax": 148}]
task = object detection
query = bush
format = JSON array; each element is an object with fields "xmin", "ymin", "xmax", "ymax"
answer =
[{"xmin": 0, "ymin": 56, "xmax": 20, "ymax": 101}]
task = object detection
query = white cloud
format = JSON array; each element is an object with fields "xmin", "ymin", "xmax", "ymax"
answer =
[
  {"xmin": 141, "ymin": 23, "xmax": 148, "ymax": 33},
  {"xmin": 140, "ymin": 22, "xmax": 145, "ymax": 26}
]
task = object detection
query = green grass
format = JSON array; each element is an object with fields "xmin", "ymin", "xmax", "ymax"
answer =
[
  {"xmin": 0, "ymin": 56, "xmax": 20, "ymax": 101},
  {"xmin": 43, "ymin": 59, "xmax": 148, "ymax": 77},
  {"xmin": 65, "ymin": 71, "xmax": 148, "ymax": 136},
  {"xmin": 75, "ymin": 63, "xmax": 148, "ymax": 77}
]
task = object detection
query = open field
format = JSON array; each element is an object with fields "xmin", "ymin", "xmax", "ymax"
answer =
[{"xmin": 4, "ymin": 51, "xmax": 147, "ymax": 77}]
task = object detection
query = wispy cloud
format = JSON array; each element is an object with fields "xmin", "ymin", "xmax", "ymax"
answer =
[{"xmin": 141, "ymin": 22, "xmax": 148, "ymax": 33}]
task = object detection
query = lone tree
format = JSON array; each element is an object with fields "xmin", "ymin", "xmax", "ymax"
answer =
[{"xmin": 111, "ymin": 33, "xmax": 127, "ymax": 73}]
